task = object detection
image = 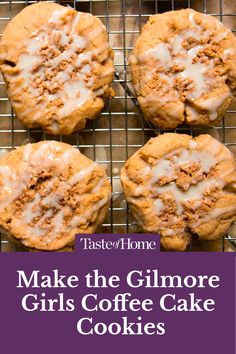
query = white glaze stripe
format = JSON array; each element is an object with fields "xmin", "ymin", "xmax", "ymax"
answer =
[{"xmin": 0, "ymin": 142, "xmax": 109, "ymax": 240}]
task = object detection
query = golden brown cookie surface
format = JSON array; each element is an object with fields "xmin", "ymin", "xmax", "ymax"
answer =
[
  {"xmin": 0, "ymin": 2, "xmax": 114, "ymax": 135},
  {"xmin": 0, "ymin": 141, "xmax": 111, "ymax": 251},
  {"xmin": 121, "ymin": 133, "xmax": 236, "ymax": 251},
  {"xmin": 130, "ymin": 9, "xmax": 236, "ymax": 128}
]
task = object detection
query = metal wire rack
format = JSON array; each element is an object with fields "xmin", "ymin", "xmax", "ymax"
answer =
[{"xmin": 0, "ymin": 0, "xmax": 235, "ymax": 252}]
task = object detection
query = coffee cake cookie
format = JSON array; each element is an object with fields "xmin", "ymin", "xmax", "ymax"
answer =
[
  {"xmin": 0, "ymin": 141, "xmax": 111, "ymax": 251},
  {"xmin": 130, "ymin": 9, "xmax": 236, "ymax": 128},
  {"xmin": 121, "ymin": 134, "xmax": 236, "ymax": 251},
  {"xmin": 0, "ymin": 2, "xmax": 114, "ymax": 135}
]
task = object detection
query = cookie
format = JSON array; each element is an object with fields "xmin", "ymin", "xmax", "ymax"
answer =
[
  {"xmin": 121, "ymin": 133, "xmax": 236, "ymax": 251},
  {"xmin": 0, "ymin": 2, "xmax": 114, "ymax": 135},
  {"xmin": 130, "ymin": 9, "xmax": 236, "ymax": 128},
  {"xmin": 0, "ymin": 141, "xmax": 111, "ymax": 251}
]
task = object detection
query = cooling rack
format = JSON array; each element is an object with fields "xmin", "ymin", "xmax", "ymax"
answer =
[{"xmin": 0, "ymin": 0, "xmax": 235, "ymax": 252}]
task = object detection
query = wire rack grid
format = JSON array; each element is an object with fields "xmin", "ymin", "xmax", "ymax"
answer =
[{"xmin": 0, "ymin": 0, "xmax": 235, "ymax": 252}]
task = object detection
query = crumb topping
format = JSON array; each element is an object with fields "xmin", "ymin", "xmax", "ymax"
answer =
[
  {"xmin": 0, "ymin": 142, "xmax": 110, "ymax": 245},
  {"xmin": 125, "ymin": 137, "xmax": 236, "ymax": 236},
  {"xmin": 135, "ymin": 10, "xmax": 234, "ymax": 121},
  {"xmin": 13, "ymin": 8, "xmax": 113, "ymax": 133}
]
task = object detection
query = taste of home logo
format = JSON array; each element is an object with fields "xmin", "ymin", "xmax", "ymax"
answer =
[{"xmin": 79, "ymin": 237, "xmax": 158, "ymax": 251}]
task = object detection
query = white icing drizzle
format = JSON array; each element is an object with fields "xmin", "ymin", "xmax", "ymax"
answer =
[
  {"xmin": 100, "ymin": 66, "xmax": 116, "ymax": 78},
  {"xmin": 42, "ymin": 194, "xmax": 60, "ymax": 208},
  {"xmin": 133, "ymin": 138, "xmax": 235, "ymax": 225},
  {"xmin": 196, "ymin": 91, "xmax": 230, "ymax": 120},
  {"xmin": 142, "ymin": 166, "xmax": 152, "ymax": 176},
  {"xmin": 92, "ymin": 176, "xmax": 107, "ymax": 193},
  {"xmin": 15, "ymin": 8, "xmax": 113, "ymax": 126},
  {"xmin": 150, "ymin": 145, "xmax": 216, "ymax": 185},
  {"xmin": 219, "ymin": 166, "xmax": 236, "ymax": 179},
  {"xmin": 163, "ymin": 229, "xmax": 175, "ymax": 236},
  {"xmin": 214, "ymin": 29, "xmax": 231, "ymax": 43},
  {"xmin": 53, "ymin": 210, "xmax": 65, "ymax": 234},
  {"xmin": 177, "ymin": 53, "xmax": 213, "ymax": 100},
  {"xmin": 49, "ymin": 8, "xmax": 70, "ymax": 25},
  {"xmin": 18, "ymin": 161, "xmax": 100, "ymax": 238},
  {"xmin": 156, "ymin": 178, "xmax": 221, "ymax": 214},
  {"xmin": 192, "ymin": 204, "xmax": 236, "ymax": 228},
  {"xmin": 141, "ymin": 32, "xmax": 213, "ymax": 101},
  {"xmin": 70, "ymin": 196, "xmax": 108, "ymax": 226},
  {"xmin": 134, "ymin": 186, "xmax": 145, "ymax": 196},
  {"xmin": 68, "ymin": 163, "xmax": 96, "ymax": 186},
  {"xmin": 191, "ymin": 200, "xmax": 202, "ymax": 210},
  {"xmin": 172, "ymin": 149, "xmax": 216, "ymax": 174},
  {"xmin": 22, "ymin": 144, "xmax": 32, "ymax": 162},
  {"xmin": 188, "ymin": 11, "xmax": 197, "ymax": 26},
  {"xmin": 189, "ymin": 140, "xmax": 197, "ymax": 149},
  {"xmin": 22, "ymin": 193, "xmax": 41, "ymax": 223},
  {"xmin": 185, "ymin": 105, "xmax": 199, "ymax": 121},
  {"xmin": 143, "ymin": 43, "xmax": 172, "ymax": 69},
  {"xmin": 150, "ymin": 159, "xmax": 174, "ymax": 183},
  {"xmin": 0, "ymin": 166, "xmax": 20, "ymax": 210},
  {"xmin": 222, "ymin": 48, "xmax": 235, "ymax": 60},
  {"xmin": 137, "ymin": 10, "xmax": 232, "ymax": 120},
  {"xmin": 153, "ymin": 199, "xmax": 164, "ymax": 215},
  {"xmin": 0, "ymin": 142, "xmax": 109, "ymax": 241}
]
